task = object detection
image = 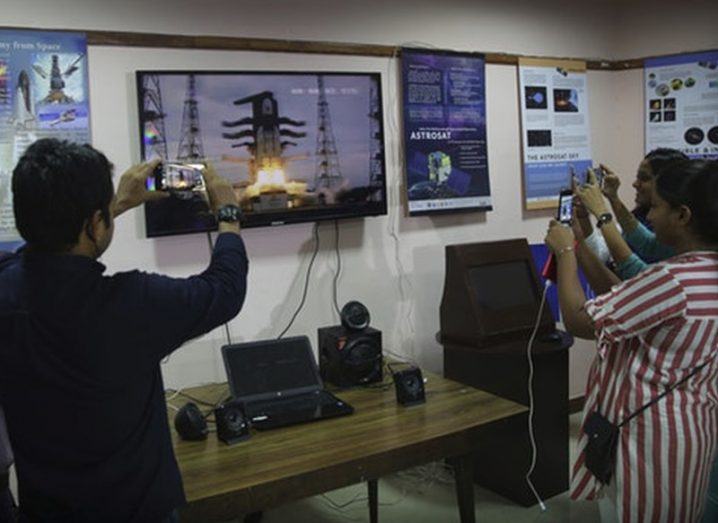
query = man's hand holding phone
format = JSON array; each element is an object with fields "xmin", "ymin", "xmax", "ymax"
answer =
[
  {"xmin": 113, "ymin": 159, "xmax": 169, "ymax": 218},
  {"xmin": 203, "ymin": 163, "xmax": 241, "ymax": 235}
]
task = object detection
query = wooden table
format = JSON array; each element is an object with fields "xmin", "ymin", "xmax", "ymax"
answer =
[{"xmin": 168, "ymin": 370, "xmax": 526, "ymax": 522}]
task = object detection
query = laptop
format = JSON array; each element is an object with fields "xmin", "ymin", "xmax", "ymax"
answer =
[{"xmin": 221, "ymin": 336, "xmax": 354, "ymax": 430}]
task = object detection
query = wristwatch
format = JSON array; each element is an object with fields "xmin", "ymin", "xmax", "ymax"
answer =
[
  {"xmin": 216, "ymin": 204, "xmax": 242, "ymax": 224},
  {"xmin": 596, "ymin": 212, "xmax": 613, "ymax": 228}
]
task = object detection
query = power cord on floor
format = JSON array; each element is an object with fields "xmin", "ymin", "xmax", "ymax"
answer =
[
  {"xmin": 525, "ymin": 280, "xmax": 552, "ymax": 512},
  {"xmin": 320, "ymin": 487, "xmax": 403, "ymax": 515}
]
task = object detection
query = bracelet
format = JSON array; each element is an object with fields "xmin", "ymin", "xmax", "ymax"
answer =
[{"xmin": 556, "ymin": 245, "xmax": 574, "ymax": 257}]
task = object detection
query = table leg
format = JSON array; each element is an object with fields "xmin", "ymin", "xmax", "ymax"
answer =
[
  {"xmin": 368, "ymin": 479, "xmax": 378, "ymax": 523},
  {"xmin": 450, "ymin": 454, "xmax": 475, "ymax": 523}
]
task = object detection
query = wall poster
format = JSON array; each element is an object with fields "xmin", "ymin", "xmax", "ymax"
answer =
[
  {"xmin": 401, "ymin": 48, "xmax": 491, "ymax": 215},
  {"xmin": 518, "ymin": 58, "xmax": 592, "ymax": 210},
  {"xmin": 644, "ymin": 50, "xmax": 718, "ymax": 159},
  {"xmin": 0, "ymin": 29, "xmax": 90, "ymax": 247}
]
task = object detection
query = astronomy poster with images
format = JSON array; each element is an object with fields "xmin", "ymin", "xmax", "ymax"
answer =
[
  {"xmin": 0, "ymin": 29, "xmax": 90, "ymax": 246},
  {"xmin": 518, "ymin": 58, "xmax": 592, "ymax": 210},
  {"xmin": 644, "ymin": 50, "xmax": 718, "ymax": 160},
  {"xmin": 401, "ymin": 48, "xmax": 491, "ymax": 215}
]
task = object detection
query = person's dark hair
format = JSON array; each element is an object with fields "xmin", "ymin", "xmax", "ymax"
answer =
[
  {"xmin": 12, "ymin": 138, "xmax": 114, "ymax": 252},
  {"xmin": 632, "ymin": 149, "xmax": 690, "ymax": 222},
  {"xmin": 654, "ymin": 159, "xmax": 718, "ymax": 245},
  {"xmin": 644, "ymin": 148, "xmax": 689, "ymax": 177}
]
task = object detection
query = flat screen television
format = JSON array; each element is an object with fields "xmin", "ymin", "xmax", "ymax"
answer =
[{"xmin": 136, "ymin": 71, "xmax": 387, "ymax": 237}]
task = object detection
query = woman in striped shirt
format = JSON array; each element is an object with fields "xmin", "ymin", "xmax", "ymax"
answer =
[{"xmin": 545, "ymin": 159, "xmax": 718, "ymax": 522}]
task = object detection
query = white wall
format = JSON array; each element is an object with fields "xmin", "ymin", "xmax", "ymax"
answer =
[
  {"xmin": 1, "ymin": 0, "xmax": 618, "ymax": 58},
  {"xmin": 612, "ymin": 0, "xmax": 718, "ymax": 59},
  {"xmin": 1, "ymin": 0, "xmax": 715, "ymax": 398}
]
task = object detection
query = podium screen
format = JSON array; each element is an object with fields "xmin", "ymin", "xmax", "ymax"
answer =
[{"xmin": 468, "ymin": 261, "xmax": 537, "ymax": 312}]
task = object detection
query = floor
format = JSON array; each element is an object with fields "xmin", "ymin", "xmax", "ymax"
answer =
[{"xmin": 227, "ymin": 413, "xmax": 601, "ymax": 523}]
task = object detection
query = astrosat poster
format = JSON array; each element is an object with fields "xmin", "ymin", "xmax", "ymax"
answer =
[
  {"xmin": 644, "ymin": 50, "xmax": 718, "ymax": 160},
  {"xmin": 518, "ymin": 58, "xmax": 592, "ymax": 210},
  {"xmin": 401, "ymin": 48, "xmax": 491, "ymax": 215},
  {"xmin": 0, "ymin": 29, "xmax": 90, "ymax": 248}
]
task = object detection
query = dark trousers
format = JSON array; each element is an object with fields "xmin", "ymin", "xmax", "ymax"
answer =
[
  {"xmin": 160, "ymin": 509, "xmax": 179, "ymax": 523},
  {"xmin": 0, "ymin": 475, "xmax": 15, "ymax": 523},
  {"xmin": 16, "ymin": 508, "xmax": 175, "ymax": 523}
]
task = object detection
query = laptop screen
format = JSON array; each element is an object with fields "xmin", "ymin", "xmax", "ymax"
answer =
[{"xmin": 222, "ymin": 336, "xmax": 322, "ymax": 400}]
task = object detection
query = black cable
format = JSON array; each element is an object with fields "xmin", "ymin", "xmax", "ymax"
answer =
[
  {"xmin": 206, "ymin": 231, "xmax": 233, "ymax": 346},
  {"xmin": 332, "ymin": 219, "xmax": 342, "ymax": 316},
  {"xmin": 278, "ymin": 222, "xmax": 320, "ymax": 339}
]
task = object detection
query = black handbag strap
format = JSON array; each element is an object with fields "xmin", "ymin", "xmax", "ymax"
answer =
[{"xmin": 617, "ymin": 361, "xmax": 710, "ymax": 428}]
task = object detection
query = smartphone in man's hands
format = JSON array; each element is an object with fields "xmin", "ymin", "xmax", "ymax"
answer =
[{"xmin": 147, "ymin": 163, "xmax": 206, "ymax": 192}]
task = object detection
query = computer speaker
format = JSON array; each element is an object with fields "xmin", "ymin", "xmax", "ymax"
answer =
[
  {"xmin": 319, "ymin": 325, "xmax": 383, "ymax": 387},
  {"xmin": 340, "ymin": 301, "xmax": 371, "ymax": 331},
  {"xmin": 174, "ymin": 402, "xmax": 208, "ymax": 441},
  {"xmin": 391, "ymin": 366, "xmax": 426, "ymax": 406},
  {"xmin": 214, "ymin": 400, "xmax": 251, "ymax": 445}
]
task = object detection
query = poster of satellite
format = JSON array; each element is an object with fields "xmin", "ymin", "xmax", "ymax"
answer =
[{"xmin": 401, "ymin": 48, "xmax": 492, "ymax": 216}]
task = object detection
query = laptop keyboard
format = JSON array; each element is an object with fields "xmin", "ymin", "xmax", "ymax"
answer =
[{"xmin": 245, "ymin": 391, "xmax": 340, "ymax": 418}]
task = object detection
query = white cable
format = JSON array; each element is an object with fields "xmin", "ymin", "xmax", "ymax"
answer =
[
  {"xmin": 384, "ymin": 42, "xmax": 438, "ymax": 361},
  {"xmin": 384, "ymin": 45, "xmax": 413, "ymax": 361},
  {"xmin": 525, "ymin": 279, "xmax": 552, "ymax": 512}
]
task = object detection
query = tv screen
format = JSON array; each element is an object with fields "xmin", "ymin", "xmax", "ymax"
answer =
[{"xmin": 136, "ymin": 71, "xmax": 387, "ymax": 237}]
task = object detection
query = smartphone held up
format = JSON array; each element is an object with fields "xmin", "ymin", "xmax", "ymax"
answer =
[
  {"xmin": 542, "ymin": 187, "xmax": 573, "ymax": 283},
  {"xmin": 557, "ymin": 188, "xmax": 573, "ymax": 225},
  {"xmin": 147, "ymin": 162, "xmax": 206, "ymax": 193},
  {"xmin": 591, "ymin": 165, "xmax": 607, "ymax": 188}
]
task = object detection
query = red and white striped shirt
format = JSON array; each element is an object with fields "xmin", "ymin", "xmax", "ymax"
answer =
[{"xmin": 571, "ymin": 251, "xmax": 718, "ymax": 523}]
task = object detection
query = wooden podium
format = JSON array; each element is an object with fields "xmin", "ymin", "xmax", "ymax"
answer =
[
  {"xmin": 439, "ymin": 239, "xmax": 572, "ymax": 506},
  {"xmin": 443, "ymin": 333, "xmax": 571, "ymax": 506}
]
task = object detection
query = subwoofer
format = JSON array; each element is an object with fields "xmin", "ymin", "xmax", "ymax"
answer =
[{"xmin": 318, "ymin": 325, "xmax": 383, "ymax": 387}]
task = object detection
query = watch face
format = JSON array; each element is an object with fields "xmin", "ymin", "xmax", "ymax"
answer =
[
  {"xmin": 218, "ymin": 205, "xmax": 241, "ymax": 223},
  {"xmin": 597, "ymin": 213, "xmax": 612, "ymax": 228}
]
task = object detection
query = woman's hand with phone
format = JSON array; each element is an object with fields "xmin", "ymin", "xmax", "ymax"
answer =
[
  {"xmin": 599, "ymin": 164, "xmax": 621, "ymax": 202},
  {"xmin": 545, "ymin": 219, "xmax": 575, "ymax": 254},
  {"xmin": 575, "ymin": 169, "xmax": 609, "ymax": 218}
]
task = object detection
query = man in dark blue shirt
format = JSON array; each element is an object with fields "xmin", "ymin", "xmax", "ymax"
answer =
[
  {"xmin": 0, "ymin": 405, "xmax": 14, "ymax": 522},
  {"xmin": 0, "ymin": 139, "xmax": 248, "ymax": 522}
]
